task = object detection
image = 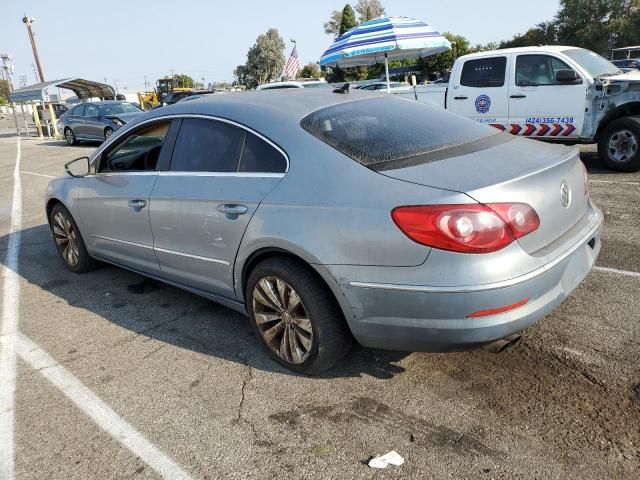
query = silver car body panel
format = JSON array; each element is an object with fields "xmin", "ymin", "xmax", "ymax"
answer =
[{"xmin": 45, "ymin": 90, "xmax": 603, "ymax": 352}]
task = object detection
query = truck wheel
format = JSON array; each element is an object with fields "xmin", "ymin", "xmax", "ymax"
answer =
[{"xmin": 598, "ymin": 117, "xmax": 640, "ymax": 172}]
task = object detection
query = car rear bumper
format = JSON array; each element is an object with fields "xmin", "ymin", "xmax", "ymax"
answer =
[{"xmin": 323, "ymin": 207, "xmax": 603, "ymax": 352}]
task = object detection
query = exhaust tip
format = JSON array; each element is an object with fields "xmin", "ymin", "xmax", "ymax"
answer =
[{"xmin": 481, "ymin": 334, "xmax": 522, "ymax": 354}]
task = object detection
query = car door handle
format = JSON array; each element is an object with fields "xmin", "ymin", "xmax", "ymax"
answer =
[
  {"xmin": 510, "ymin": 94, "xmax": 527, "ymax": 99},
  {"xmin": 128, "ymin": 199, "xmax": 147, "ymax": 209},
  {"xmin": 217, "ymin": 204, "xmax": 248, "ymax": 215},
  {"xmin": 453, "ymin": 96, "xmax": 468, "ymax": 100}
]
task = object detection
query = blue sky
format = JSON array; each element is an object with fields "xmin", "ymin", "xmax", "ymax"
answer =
[{"xmin": 1, "ymin": 0, "xmax": 560, "ymax": 91}]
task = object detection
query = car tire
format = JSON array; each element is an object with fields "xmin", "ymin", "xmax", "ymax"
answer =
[
  {"xmin": 598, "ymin": 116, "xmax": 640, "ymax": 172},
  {"xmin": 104, "ymin": 127, "xmax": 114, "ymax": 141},
  {"xmin": 64, "ymin": 127, "xmax": 77, "ymax": 146},
  {"xmin": 49, "ymin": 203, "xmax": 95, "ymax": 273},
  {"xmin": 246, "ymin": 257, "xmax": 352, "ymax": 375}
]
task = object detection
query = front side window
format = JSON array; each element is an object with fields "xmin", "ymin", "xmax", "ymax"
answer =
[
  {"xmin": 460, "ymin": 57, "xmax": 507, "ymax": 88},
  {"xmin": 85, "ymin": 104, "xmax": 99, "ymax": 117},
  {"xmin": 170, "ymin": 119, "xmax": 244, "ymax": 172},
  {"xmin": 99, "ymin": 122, "xmax": 169, "ymax": 173},
  {"xmin": 516, "ymin": 55, "xmax": 573, "ymax": 86}
]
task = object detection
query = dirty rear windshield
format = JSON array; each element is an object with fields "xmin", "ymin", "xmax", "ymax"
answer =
[{"xmin": 300, "ymin": 97, "xmax": 500, "ymax": 169}]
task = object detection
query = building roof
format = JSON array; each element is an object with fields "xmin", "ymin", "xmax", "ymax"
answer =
[{"xmin": 9, "ymin": 78, "xmax": 115, "ymax": 103}]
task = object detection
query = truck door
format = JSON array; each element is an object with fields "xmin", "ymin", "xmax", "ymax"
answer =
[
  {"xmin": 508, "ymin": 54, "xmax": 586, "ymax": 138},
  {"xmin": 448, "ymin": 55, "xmax": 510, "ymax": 131}
]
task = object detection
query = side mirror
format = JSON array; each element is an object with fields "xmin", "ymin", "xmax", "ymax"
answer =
[
  {"xmin": 556, "ymin": 69, "xmax": 582, "ymax": 84},
  {"xmin": 65, "ymin": 156, "xmax": 91, "ymax": 178}
]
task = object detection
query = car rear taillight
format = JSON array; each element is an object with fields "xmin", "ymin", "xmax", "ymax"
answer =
[{"xmin": 391, "ymin": 203, "xmax": 540, "ymax": 254}]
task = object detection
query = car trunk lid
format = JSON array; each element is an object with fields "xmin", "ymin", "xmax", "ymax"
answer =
[{"xmin": 377, "ymin": 137, "xmax": 589, "ymax": 254}]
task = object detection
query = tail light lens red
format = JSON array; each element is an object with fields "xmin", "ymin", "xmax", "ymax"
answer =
[{"xmin": 391, "ymin": 203, "xmax": 540, "ymax": 254}]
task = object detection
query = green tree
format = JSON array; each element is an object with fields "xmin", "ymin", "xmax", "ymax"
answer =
[
  {"xmin": 324, "ymin": 9, "xmax": 343, "ymax": 37},
  {"xmin": 339, "ymin": 4, "xmax": 357, "ymax": 35},
  {"xmin": 300, "ymin": 63, "xmax": 322, "ymax": 79},
  {"xmin": 500, "ymin": 22, "xmax": 558, "ymax": 49},
  {"xmin": 355, "ymin": 0, "xmax": 385, "ymax": 22},
  {"xmin": 173, "ymin": 74, "xmax": 195, "ymax": 88},
  {"xmin": 234, "ymin": 28, "xmax": 286, "ymax": 89},
  {"xmin": 0, "ymin": 79, "xmax": 10, "ymax": 103},
  {"xmin": 417, "ymin": 33, "xmax": 472, "ymax": 80}
]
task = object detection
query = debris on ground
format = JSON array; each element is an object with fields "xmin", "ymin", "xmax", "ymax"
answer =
[{"xmin": 368, "ymin": 451, "xmax": 405, "ymax": 469}]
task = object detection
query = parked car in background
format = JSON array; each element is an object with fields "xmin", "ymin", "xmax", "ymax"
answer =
[
  {"xmin": 60, "ymin": 101, "xmax": 142, "ymax": 145},
  {"xmin": 36, "ymin": 103, "xmax": 68, "ymax": 120},
  {"xmin": 157, "ymin": 90, "xmax": 216, "ymax": 107},
  {"xmin": 611, "ymin": 58, "xmax": 640, "ymax": 70},
  {"xmin": 355, "ymin": 81, "xmax": 406, "ymax": 91},
  {"xmin": 256, "ymin": 80, "xmax": 330, "ymax": 90},
  {"xmin": 46, "ymin": 90, "xmax": 602, "ymax": 374}
]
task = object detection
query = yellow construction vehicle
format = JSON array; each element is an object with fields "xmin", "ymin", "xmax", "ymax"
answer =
[{"xmin": 137, "ymin": 77, "xmax": 196, "ymax": 110}]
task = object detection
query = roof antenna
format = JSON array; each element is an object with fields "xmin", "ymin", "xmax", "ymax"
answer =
[{"xmin": 333, "ymin": 82, "xmax": 350, "ymax": 94}]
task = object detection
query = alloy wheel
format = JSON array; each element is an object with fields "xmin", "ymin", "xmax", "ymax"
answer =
[
  {"xmin": 65, "ymin": 129, "xmax": 74, "ymax": 145},
  {"xmin": 252, "ymin": 277, "xmax": 313, "ymax": 364},
  {"xmin": 608, "ymin": 129, "xmax": 638, "ymax": 163},
  {"xmin": 52, "ymin": 212, "xmax": 80, "ymax": 266}
]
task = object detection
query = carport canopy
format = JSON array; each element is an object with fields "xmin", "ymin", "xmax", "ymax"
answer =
[{"xmin": 9, "ymin": 78, "xmax": 116, "ymax": 102}]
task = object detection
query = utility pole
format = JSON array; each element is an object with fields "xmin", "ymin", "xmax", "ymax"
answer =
[{"xmin": 22, "ymin": 15, "xmax": 45, "ymax": 82}]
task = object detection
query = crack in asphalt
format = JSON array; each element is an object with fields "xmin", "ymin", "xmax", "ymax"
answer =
[{"xmin": 235, "ymin": 358, "xmax": 268, "ymax": 446}]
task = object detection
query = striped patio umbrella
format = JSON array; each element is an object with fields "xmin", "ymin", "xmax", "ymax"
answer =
[{"xmin": 320, "ymin": 16, "xmax": 451, "ymax": 92}]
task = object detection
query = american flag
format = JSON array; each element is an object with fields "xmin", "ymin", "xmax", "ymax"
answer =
[{"xmin": 284, "ymin": 45, "xmax": 301, "ymax": 79}]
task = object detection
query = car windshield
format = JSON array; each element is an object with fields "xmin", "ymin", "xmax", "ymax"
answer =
[
  {"xmin": 562, "ymin": 48, "xmax": 622, "ymax": 77},
  {"xmin": 300, "ymin": 97, "xmax": 499, "ymax": 169},
  {"xmin": 97, "ymin": 103, "xmax": 141, "ymax": 115}
]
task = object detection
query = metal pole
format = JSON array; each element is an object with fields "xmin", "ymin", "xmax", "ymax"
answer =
[
  {"xmin": 384, "ymin": 52, "xmax": 390, "ymax": 93},
  {"xmin": 11, "ymin": 102, "xmax": 20, "ymax": 135},
  {"xmin": 22, "ymin": 16, "xmax": 45, "ymax": 82}
]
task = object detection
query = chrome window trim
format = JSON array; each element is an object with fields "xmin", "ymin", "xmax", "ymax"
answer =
[
  {"xmin": 154, "ymin": 247, "xmax": 231, "ymax": 266},
  {"xmin": 157, "ymin": 171, "xmax": 284, "ymax": 178},
  {"xmin": 91, "ymin": 113, "xmax": 290, "ymax": 174},
  {"xmin": 90, "ymin": 234, "xmax": 153, "ymax": 250}
]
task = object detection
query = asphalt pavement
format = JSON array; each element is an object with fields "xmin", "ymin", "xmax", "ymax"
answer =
[{"xmin": 0, "ymin": 123, "xmax": 638, "ymax": 479}]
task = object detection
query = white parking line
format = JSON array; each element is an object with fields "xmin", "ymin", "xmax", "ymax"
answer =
[
  {"xmin": 1, "ymin": 136, "xmax": 194, "ymax": 480},
  {"xmin": 17, "ymin": 334, "xmax": 195, "ymax": 480},
  {"xmin": 594, "ymin": 266, "xmax": 640, "ymax": 278},
  {"xmin": 590, "ymin": 179, "xmax": 639, "ymax": 186},
  {"xmin": 0, "ymin": 137, "xmax": 21, "ymax": 480},
  {"xmin": 20, "ymin": 171, "xmax": 55, "ymax": 179}
]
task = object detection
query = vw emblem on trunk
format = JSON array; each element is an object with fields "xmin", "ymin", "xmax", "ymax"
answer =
[{"xmin": 560, "ymin": 181, "xmax": 571, "ymax": 208}]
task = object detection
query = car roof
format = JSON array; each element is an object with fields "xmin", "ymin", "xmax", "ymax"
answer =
[
  {"xmin": 132, "ymin": 89, "xmax": 389, "ymax": 148},
  {"xmin": 460, "ymin": 45, "xmax": 581, "ymax": 60}
]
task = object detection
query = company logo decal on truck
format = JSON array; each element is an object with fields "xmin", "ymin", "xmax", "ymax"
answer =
[{"xmin": 475, "ymin": 95, "xmax": 491, "ymax": 114}]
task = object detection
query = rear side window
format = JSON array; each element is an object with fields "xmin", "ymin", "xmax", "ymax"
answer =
[
  {"xmin": 171, "ymin": 119, "xmax": 244, "ymax": 172},
  {"xmin": 460, "ymin": 57, "xmax": 507, "ymax": 87},
  {"xmin": 300, "ymin": 97, "xmax": 499, "ymax": 169},
  {"xmin": 239, "ymin": 133, "xmax": 287, "ymax": 173},
  {"xmin": 72, "ymin": 105, "xmax": 85, "ymax": 116}
]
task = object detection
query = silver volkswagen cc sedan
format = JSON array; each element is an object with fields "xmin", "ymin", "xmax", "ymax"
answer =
[{"xmin": 46, "ymin": 90, "xmax": 603, "ymax": 374}]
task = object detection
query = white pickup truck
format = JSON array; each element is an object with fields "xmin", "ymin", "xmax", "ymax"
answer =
[{"xmin": 398, "ymin": 46, "xmax": 640, "ymax": 172}]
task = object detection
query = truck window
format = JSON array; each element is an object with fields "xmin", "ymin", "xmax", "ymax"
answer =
[
  {"xmin": 460, "ymin": 57, "xmax": 507, "ymax": 88},
  {"xmin": 515, "ymin": 55, "xmax": 573, "ymax": 86}
]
